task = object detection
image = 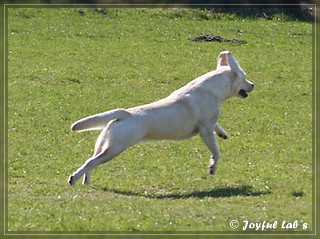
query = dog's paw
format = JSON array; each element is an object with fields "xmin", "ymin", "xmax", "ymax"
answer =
[
  {"xmin": 208, "ymin": 165, "xmax": 217, "ymax": 175},
  {"xmin": 217, "ymin": 131, "xmax": 228, "ymax": 140},
  {"xmin": 68, "ymin": 175, "xmax": 76, "ymax": 185},
  {"xmin": 208, "ymin": 157, "xmax": 218, "ymax": 175},
  {"xmin": 208, "ymin": 167, "xmax": 214, "ymax": 175}
]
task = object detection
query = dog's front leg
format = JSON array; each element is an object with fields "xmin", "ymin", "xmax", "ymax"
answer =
[
  {"xmin": 215, "ymin": 123, "xmax": 228, "ymax": 140},
  {"xmin": 199, "ymin": 125, "xmax": 220, "ymax": 175}
]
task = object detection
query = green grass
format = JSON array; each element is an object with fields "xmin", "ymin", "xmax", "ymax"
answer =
[{"xmin": 7, "ymin": 8, "xmax": 313, "ymax": 233}]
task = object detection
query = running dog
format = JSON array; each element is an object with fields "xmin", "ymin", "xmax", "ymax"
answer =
[{"xmin": 68, "ymin": 51, "xmax": 254, "ymax": 185}]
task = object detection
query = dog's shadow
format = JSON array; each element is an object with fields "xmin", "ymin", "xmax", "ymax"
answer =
[{"xmin": 101, "ymin": 185, "xmax": 271, "ymax": 199}]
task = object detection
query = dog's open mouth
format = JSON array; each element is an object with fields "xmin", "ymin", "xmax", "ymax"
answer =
[{"xmin": 239, "ymin": 89, "xmax": 248, "ymax": 98}]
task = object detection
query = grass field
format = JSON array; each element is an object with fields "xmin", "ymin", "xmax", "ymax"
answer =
[{"xmin": 7, "ymin": 7, "xmax": 313, "ymax": 234}]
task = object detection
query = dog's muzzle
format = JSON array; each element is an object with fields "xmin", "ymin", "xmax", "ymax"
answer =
[{"xmin": 239, "ymin": 82, "xmax": 254, "ymax": 98}]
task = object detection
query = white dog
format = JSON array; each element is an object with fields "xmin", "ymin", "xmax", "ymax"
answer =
[{"xmin": 68, "ymin": 51, "xmax": 254, "ymax": 185}]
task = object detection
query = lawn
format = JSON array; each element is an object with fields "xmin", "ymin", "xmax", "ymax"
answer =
[{"xmin": 6, "ymin": 7, "xmax": 314, "ymax": 235}]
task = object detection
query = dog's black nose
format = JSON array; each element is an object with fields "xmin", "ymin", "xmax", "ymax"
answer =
[{"xmin": 248, "ymin": 81, "xmax": 254, "ymax": 91}]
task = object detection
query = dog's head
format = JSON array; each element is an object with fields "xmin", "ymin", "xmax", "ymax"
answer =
[{"xmin": 217, "ymin": 51, "xmax": 254, "ymax": 98}]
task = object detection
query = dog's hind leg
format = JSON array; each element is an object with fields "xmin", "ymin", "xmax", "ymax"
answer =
[
  {"xmin": 199, "ymin": 124, "xmax": 220, "ymax": 175},
  {"xmin": 69, "ymin": 122, "xmax": 115, "ymax": 185},
  {"xmin": 68, "ymin": 144, "xmax": 134, "ymax": 185},
  {"xmin": 82, "ymin": 171, "xmax": 92, "ymax": 185},
  {"xmin": 81, "ymin": 124, "xmax": 112, "ymax": 185},
  {"xmin": 68, "ymin": 146, "xmax": 119, "ymax": 185},
  {"xmin": 68, "ymin": 118, "xmax": 145, "ymax": 185}
]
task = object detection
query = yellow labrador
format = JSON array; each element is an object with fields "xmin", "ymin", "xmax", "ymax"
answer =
[{"xmin": 68, "ymin": 51, "xmax": 254, "ymax": 185}]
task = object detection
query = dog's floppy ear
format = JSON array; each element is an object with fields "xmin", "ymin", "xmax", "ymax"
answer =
[
  {"xmin": 216, "ymin": 51, "xmax": 230, "ymax": 68},
  {"xmin": 227, "ymin": 53, "xmax": 245, "ymax": 76}
]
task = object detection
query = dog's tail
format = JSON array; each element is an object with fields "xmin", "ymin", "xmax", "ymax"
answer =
[{"xmin": 71, "ymin": 109, "xmax": 131, "ymax": 132}]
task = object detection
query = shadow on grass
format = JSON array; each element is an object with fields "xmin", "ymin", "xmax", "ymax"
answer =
[{"xmin": 101, "ymin": 185, "xmax": 271, "ymax": 199}]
